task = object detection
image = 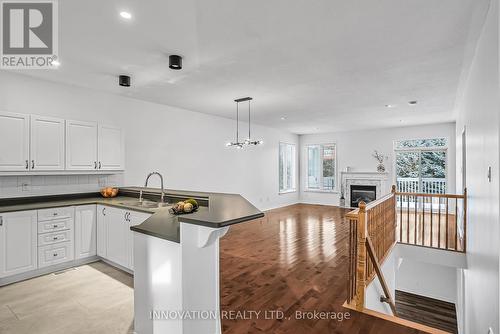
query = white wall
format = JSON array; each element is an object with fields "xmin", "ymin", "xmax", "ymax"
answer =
[
  {"xmin": 365, "ymin": 246, "xmax": 397, "ymax": 315},
  {"xmin": 299, "ymin": 123, "xmax": 457, "ymax": 206},
  {"xmin": 396, "ymin": 259, "xmax": 458, "ymax": 304},
  {"xmin": 454, "ymin": 0, "xmax": 500, "ymax": 332},
  {"xmin": 0, "ymin": 72, "xmax": 299, "ymax": 211}
]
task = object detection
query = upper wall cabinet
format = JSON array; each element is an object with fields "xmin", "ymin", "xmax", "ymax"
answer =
[
  {"xmin": 30, "ymin": 115, "xmax": 65, "ymax": 171},
  {"xmin": 66, "ymin": 120, "xmax": 98, "ymax": 171},
  {"xmin": 98, "ymin": 125, "xmax": 125, "ymax": 170},
  {"xmin": 0, "ymin": 112, "xmax": 30, "ymax": 171},
  {"xmin": 0, "ymin": 111, "xmax": 124, "ymax": 173}
]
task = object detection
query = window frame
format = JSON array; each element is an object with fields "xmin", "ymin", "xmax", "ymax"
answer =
[
  {"xmin": 278, "ymin": 142, "xmax": 297, "ymax": 194},
  {"xmin": 304, "ymin": 143, "xmax": 338, "ymax": 193},
  {"xmin": 393, "ymin": 137, "xmax": 449, "ymax": 193}
]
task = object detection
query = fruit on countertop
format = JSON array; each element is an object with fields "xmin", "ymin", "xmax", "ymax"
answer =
[
  {"xmin": 184, "ymin": 203, "xmax": 193, "ymax": 213},
  {"xmin": 100, "ymin": 187, "xmax": 119, "ymax": 198},
  {"xmin": 184, "ymin": 198, "xmax": 199, "ymax": 209},
  {"xmin": 170, "ymin": 199, "xmax": 199, "ymax": 214}
]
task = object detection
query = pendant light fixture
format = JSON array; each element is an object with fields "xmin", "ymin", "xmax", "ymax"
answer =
[
  {"xmin": 225, "ymin": 98, "xmax": 246, "ymax": 149},
  {"xmin": 226, "ymin": 97, "xmax": 263, "ymax": 148}
]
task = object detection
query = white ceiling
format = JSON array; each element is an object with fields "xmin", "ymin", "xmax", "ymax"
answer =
[{"xmin": 17, "ymin": 0, "xmax": 485, "ymax": 134}]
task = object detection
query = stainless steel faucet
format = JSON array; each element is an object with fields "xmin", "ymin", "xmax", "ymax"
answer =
[{"xmin": 139, "ymin": 172, "xmax": 166, "ymax": 206}]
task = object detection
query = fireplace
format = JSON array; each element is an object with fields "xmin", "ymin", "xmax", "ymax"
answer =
[{"xmin": 350, "ymin": 185, "xmax": 377, "ymax": 207}]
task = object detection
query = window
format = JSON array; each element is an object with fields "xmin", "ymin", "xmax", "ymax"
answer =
[
  {"xmin": 394, "ymin": 138, "xmax": 447, "ymax": 194},
  {"xmin": 279, "ymin": 143, "xmax": 296, "ymax": 193},
  {"xmin": 306, "ymin": 144, "xmax": 337, "ymax": 191}
]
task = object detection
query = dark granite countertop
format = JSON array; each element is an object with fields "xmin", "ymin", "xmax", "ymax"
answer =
[{"xmin": 0, "ymin": 187, "xmax": 264, "ymax": 243}]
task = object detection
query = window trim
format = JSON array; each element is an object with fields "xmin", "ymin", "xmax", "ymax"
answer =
[
  {"xmin": 393, "ymin": 137, "xmax": 449, "ymax": 193},
  {"xmin": 278, "ymin": 142, "xmax": 297, "ymax": 194},
  {"xmin": 304, "ymin": 143, "xmax": 338, "ymax": 193}
]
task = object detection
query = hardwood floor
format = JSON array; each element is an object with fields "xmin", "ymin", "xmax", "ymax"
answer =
[
  {"xmin": 220, "ymin": 204, "xmax": 425, "ymax": 334},
  {"xmin": 395, "ymin": 290, "xmax": 458, "ymax": 334}
]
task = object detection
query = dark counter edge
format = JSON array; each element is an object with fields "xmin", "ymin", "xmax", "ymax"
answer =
[
  {"xmin": 0, "ymin": 187, "xmax": 265, "ymax": 243},
  {"xmin": 128, "ymin": 187, "xmax": 265, "ymax": 242}
]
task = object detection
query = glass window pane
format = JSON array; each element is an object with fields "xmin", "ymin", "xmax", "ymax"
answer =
[
  {"xmin": 279, "ymin": 143, "xmax": 285, "ymax": 191},
  {"xmin": 421, "ymin": 151, "xmax": 446, "ymax": 194},
  {"xmin": 395, "ymin": 138, "xmax": 447, "ymax": 149},
  {"xmin": 322, "ymin": 145, "xmax": 335, "ymax": 190},
  {"xmin": 279, "ymin": 143, "xmax": 296, "ymax": 192},
  {"xmin": 396, "ymin": 152, "xmax": 420, "ymax": 192},
  {"xmin": 307, "ymin": 145, "xmax": 320, "ymax": 189}
]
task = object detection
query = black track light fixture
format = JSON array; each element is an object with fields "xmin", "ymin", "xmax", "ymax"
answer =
[{"xmin": 169, "ymin": 55, "xmax": 182, "ymax": 70}]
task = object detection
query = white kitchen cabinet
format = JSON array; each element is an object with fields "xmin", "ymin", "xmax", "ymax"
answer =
[
  {"xmin": 75, "ymin": 205, "xmax": 97, "ymax": 260},
  {"xmin": 97, "ymin": 205, "xmax": 107, "ymax": 258},
  {"xmin": 30, "ymin": 115, "xmax": 65, "ymax": 171},
  {"xmin": 96, "ymin": 205, "xmax": 150, "ymax": 270},
  {"xmin": 0, "ymin": 210, "xmax": 38, "ymax": 277},
  {"xmin": 105, "ymin": 207, "xmax": 129, "ymax": 268},
  {"xmin": 0, "ymin": 112, "xmax": 30, "ymax": 171},
  {"xmin": 127, "ymin": 211, "xmax": 151, "ymax": 271},
  {"xmin": 65, "ymin": 120, "xmax": 98, "ymax": 170},
  {"xmin": 98, "ymin": 124, "xmax": 125, "ymax": 170}
]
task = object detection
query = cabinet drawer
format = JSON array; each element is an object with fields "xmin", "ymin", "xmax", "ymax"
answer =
[
  {"xmin": 38, "ymin": 218, "xmax": 73, "ymax": 234},
  {"xmin": 38, "ymin": 230, "xmax": 72, "ymax": 246},
  {"xmin": 38, "ymin": 207, "xmax": 74, "ymax": 221},
  {"xmin": 38, "ymin": 241, "xmax": 74, "ymax": 268}
]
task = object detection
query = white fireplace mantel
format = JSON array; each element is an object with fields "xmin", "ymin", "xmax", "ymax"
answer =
[{"xmin": 341, "ymin": 171, "xmax": 389, "ymax": 208}]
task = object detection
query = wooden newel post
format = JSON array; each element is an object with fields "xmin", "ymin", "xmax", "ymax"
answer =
[
  {"xmin": 355, "ymin": 201, "xmax": 367, "ymax": 311},
  {"xmin": 391, "ymin": 184, "xmax": 396, "ymax": 194}
]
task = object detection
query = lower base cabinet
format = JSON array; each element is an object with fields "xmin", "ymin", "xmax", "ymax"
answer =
[
  {"xmin": 0, "ymin": 210, "xmax": 38, "ymax": 278},
  {"xmin": 97, "ymin": 205, "xmax": 151, "ymax": 271},
  {"xmin": 75, "ymin": 205, "xmax": 97, "ymax": 259},
  {"xmin": 38, "ymin": 241, "xmax": 74, "ymax": 268},
  {"xmin": 0, "ymin": 204, "xmax": 151, "ymax": 283}
]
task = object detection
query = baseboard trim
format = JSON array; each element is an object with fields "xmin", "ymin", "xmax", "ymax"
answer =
[{"xmin": 0, "ymin": 256, "xmax": 100, "ymax": 287}]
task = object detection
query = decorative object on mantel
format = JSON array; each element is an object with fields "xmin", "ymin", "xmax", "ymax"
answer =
[
  {"xmin": 226, "ymin": 97, "xmax": 263, "ymax": 148},
  {"xmin": 339, "ymin": 193, "xmax": 346, "ymax": 207},
  {"xmin": 372, "ymin": 150, "xmax": 388, "ymax": 172}
]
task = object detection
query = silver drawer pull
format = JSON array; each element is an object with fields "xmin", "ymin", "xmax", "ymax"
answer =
[
  {"xmin": 53, "ymin": 253, "xmax": 58, "ymax": 257},
  {"xmin": 53, "ymin": 236, "xmax": 59, "ymax": 240},
  {"xmin": 53, "ymin": 224, "xmax": 58, "ymax": 228},
  {"xmin": 53, "ymin": 213, "xmax": 58, "ymax": 216}
]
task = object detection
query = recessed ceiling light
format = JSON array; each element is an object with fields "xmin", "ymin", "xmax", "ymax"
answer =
[
  {"xmin": 52, "ymin": 60, "xmax": 60, "ymax": 67},
  {"xmin": 385, "ymin": 104, "xmax": 394, "ymax": 108},
  {"xmin": 408, "ymin": 100, "xmax": 418, "ymax": 105},
  {"xmin": 280, "ymin": 117, "xmax": 286, "ymax": 120},
  {"xmin": 120, "ymin": 11, "xmax": 132, "ymax": 19}
]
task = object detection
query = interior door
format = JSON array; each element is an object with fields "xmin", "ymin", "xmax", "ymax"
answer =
[
  {"xmin": 98, "ymin": 125, "xmax": 124, "ymax": 170},
  {"xmin": 0, "ymin": 112, "xmax": 30, "ymax": 171},
  {"xmin": 0, "ymin": 210, "xmax": 38, "ymax": 277},
  {"xmin": 105, "ymin": 207, "xmax": 128, "ymax": 268},
  {"xmin": 66, "ymin": 120, "xmax": 98, "ymax": 170},
  {"xmin": 30, "ymin": 115, "xmax": 65, "ymax": 170}
]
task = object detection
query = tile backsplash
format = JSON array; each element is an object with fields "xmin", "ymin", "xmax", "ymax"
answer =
[{"xmin": 0, "ymin": 174, "xmax": 124, "ymax": 198}]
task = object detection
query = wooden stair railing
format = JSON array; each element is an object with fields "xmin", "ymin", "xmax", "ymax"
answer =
[
  {"xmin": 347, "ymin": 185, "xmax": 469, "ymax": 316},
  {"xmin": 347, "ymin": 186, "xmax": 397, "ymax": 314}
]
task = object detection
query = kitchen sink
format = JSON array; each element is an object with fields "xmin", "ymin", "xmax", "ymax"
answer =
[{"xmin": 120, "ymin": 200, "xmax": 166, "ymax": 209}]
